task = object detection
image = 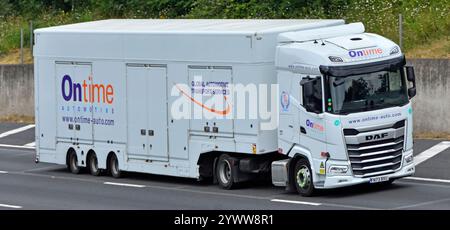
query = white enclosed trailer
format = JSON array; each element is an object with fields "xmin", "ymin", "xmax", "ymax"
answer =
[{"xmin": 34, "ymin": 19, "xmax": 416, "ymax": 196}]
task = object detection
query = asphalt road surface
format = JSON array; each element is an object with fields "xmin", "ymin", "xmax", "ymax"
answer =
[{"xmin": 0, "ymin": 122, "xmax": 449, "ymax": 210}]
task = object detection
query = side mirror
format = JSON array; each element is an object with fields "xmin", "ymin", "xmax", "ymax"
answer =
[
  {"xmin": 406, "ymin": 66, "xmax": 415, "ymax": 82},
  {"xmin": 408, "ymin": 87, "xmax": 416, "ymax": 98},
  {"xmin": 405, "ymin": 65, "xmax": 416, "ymax": 98}
]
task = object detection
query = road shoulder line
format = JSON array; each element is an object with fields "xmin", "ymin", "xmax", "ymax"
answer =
[
  {"xmin": 0, "ymin": 203, "xmax": 22, "ymax": 209},
  {"xmin": 271, "ymin": 199, "xmax": 321, "ymax": 206},
  {"xmin": 403, "ymin": 176, "xmax": 450, "ymax": 184},
  {"xmin": 0, "ymin": 124, "xmax": 35, "ymax": 139},
  {"xmin": 0, "ymin": 144, "xmax": 35, "ymax": 150},
  {"xmin": 414, "ymin": 141, "xmax": 450, "ymax": 166},
  {"xmin": 104, "ymin": 182, "xmax": 146, "ymax": 188}
]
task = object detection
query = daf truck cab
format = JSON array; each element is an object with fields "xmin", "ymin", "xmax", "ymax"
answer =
[{"xmin": 272, "ymin": 23, "xmax": 417, "ymax": 196}]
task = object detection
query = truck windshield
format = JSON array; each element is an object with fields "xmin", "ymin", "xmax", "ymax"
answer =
[{"xmin": 327, "ymin": 68, "xmax": 409, "ymax": 114}]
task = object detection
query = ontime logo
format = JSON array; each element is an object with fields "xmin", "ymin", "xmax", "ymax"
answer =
[
  {"xmin": 61, "ymin": 75, "xmax": 114, "ymax": 104},
  {"xmin": 348, "ymin": 48, "xmax": 383, "ymax": 58}
]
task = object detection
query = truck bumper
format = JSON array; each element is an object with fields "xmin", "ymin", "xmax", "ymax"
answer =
[{"xmin": 320, "ymin": 161, "xmax": 415, "ymax": 189}]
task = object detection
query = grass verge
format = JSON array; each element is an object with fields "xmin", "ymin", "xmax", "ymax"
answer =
[{"xmin": 0, "ymin": 115, "xmax": 35, "ymax": 124}]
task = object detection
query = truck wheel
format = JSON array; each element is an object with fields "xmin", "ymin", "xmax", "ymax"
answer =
[
  {"xmin": 216, "ymin": 154, "xmax": 236, "ymax": 190},
  {"xmin": 68, "ymin": 151, "xmax": 81, "ymax": 174},
  {"xmin": 88, "ymin": 152, "xmax": 101, "ymax": 176},
  {"xmin": 109, "ymin": 154, "xmax": 122, "ymax": 178},
  {"xmin": 294, "ymin": 159, "xmax": 315, "ymax": 196}
]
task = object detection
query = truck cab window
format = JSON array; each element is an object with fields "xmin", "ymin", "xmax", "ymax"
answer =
[{"xmin": 302, "ymin": 77, "xmax": 323, "ymax": 113}]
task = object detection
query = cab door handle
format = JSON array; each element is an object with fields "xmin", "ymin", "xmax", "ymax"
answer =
[{"xmin": 300, "ymin": 126, "xmax": 307, "ymax": 134}]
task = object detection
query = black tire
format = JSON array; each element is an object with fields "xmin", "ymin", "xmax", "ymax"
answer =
[
  {"xmin": 68, "ymin": 150, "xmax": 81, "ymax": 174},
  {"xmin": 109, "ymin": 154, "xmax": 122, "ymax": 178},
  {"xmin": 216, "ymin": 154, "xmax": 236, "ymax": 190},
  {"xmin": 88, "ymin": 152, "xmax": 101, "ymax": 176},
  {"xmin": 293, "ymin": 159, "xmax": 315, "ymax": 196}
]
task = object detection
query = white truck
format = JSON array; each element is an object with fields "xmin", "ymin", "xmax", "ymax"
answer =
[{"xmin": 34, "ymin": 19, "xmax": 417, "ymax": 196}]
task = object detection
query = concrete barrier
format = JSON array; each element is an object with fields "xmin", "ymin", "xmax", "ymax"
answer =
[
  {"xmin": 0, "ymin": 60, "xmax": 449, "ymax": 134},
  {"xmin": 0, "ymin": 64, "xmax": 34, "ymax": 117},
  {"xmin": 409, "ymin": 59, "xmax": 450, "ymax": 135}
]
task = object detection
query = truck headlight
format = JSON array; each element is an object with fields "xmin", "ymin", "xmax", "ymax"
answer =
[
  {"xmin": 329, "ymin": 165, "xmax": 348, "ymax": 175},
  {"xmin": 404, "ymin": 154, "xmax": 414, "ymax": 165}
]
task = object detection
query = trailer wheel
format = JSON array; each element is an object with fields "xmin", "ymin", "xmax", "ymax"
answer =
[
  {"xmin": 68, "ymin": 150, "xmax": 81, "ymax": 174},
  {"xmin": 109, "ymin": 154, "xmax": 122, "ymax": 178},
  {"xmin": 294, "ymin": 159, "xmax": 315, "ymax": 196},
  {"xmin": 216, "ymin": 154, "xmax": 236, "ymax": 190},
  {"xmin": 88, "ymin": 152, "xmax": 101, "ymax": 176}
]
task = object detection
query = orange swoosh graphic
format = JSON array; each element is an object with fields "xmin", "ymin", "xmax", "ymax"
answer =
[{"xmin": 176, "ymin": 84, "xmax": 232, "ymax": 116}]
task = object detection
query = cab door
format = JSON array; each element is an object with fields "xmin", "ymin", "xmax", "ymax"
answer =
[{"xmin": 298, "ymin": 75, "xmax": 327, "ymax": 174}]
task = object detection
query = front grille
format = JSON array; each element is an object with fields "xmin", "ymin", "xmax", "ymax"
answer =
[{"xmin": 344, "ymin": 120, "xmax": 405, "ymax": 178}]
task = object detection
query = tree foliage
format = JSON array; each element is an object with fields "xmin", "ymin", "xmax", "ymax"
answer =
[{"xmin": 0, "ymin": 0, "xmax": 449, "ymax": 53}]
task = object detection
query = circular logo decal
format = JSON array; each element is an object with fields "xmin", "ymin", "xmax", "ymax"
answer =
[{"xmin": 280, "ymin": 91, "xmax": 290, "ymax": 111}]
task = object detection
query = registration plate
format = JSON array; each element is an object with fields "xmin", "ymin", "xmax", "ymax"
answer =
[{"xmin": 369, "ymin": 176, "xmax": 389, "ymax": 184}]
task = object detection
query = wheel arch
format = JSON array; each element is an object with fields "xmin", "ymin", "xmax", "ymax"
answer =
[{"xmin": 287, "ymin": 145, "xmax": 316, "ymax": 191}]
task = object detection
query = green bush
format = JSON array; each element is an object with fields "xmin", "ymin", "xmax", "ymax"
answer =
[{"xmin": 0, "ymin": 0, "xmax": 449, "ymax": 55}]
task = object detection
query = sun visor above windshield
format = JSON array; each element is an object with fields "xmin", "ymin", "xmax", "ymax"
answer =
[{"xmin": 319, "ymin": 55, "xmax": 406, "ymax": 77}]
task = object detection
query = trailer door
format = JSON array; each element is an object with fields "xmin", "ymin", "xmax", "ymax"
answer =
[
  {"xmin": 126, "ymin": 65, "xmax": 149, "ymax": 158},
  {"xmin": 126, "ymin": 64, "xmax": 169, "ymax": 161},
  {"xmin": 73, "ymin": 63, "xmax": 93, "ymax": 144},
  {"xmin": 55, "ymin": 62, "xmax": 93, "ymax": 144},
  {"xmin": 147, "ymin": 67, "xmax": 169, "ymax": 161},
  {"xmin": 188, "ymin": 66, "xmax": 234, "ymax": 138},
  {"xmin": 56, "ymin": 63, "xmax": 75, "ymax": 142}
]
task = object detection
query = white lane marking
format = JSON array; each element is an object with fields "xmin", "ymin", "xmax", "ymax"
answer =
[
  {"xmin": 0, "ymin": 144, "xmax": 35, "ymax": 150},
  {"xmin": 0, "ymin": 203, "xmax": 22, "ymax": 209},
  {"xmin": 0, "ymin": 124, "xmax": 35, "ymax": 139},
  {"xmin": 24, "ymin": 142, "xmax": 35, "ymax": 147},
  {"xmin": 0, "ymin": 171, "xmax": 8, "ymax": 174},
  {"xmin": 104, "ymin": 182, "xmax": 146, "ymax": 188},
  {"xmin": 404, "ymin": 177, "xmax": 450, "ymax": 184},
  {"xmin": 392, "ymin": 197, "xmax": 450, "ymax": 210},
  {"xmin": 414, "ymin": 141, "xmax": 450, "ymax": 166},
  {"xmin": 271, "ymin": 199, "xmax": 321, "ymax": 206}
]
